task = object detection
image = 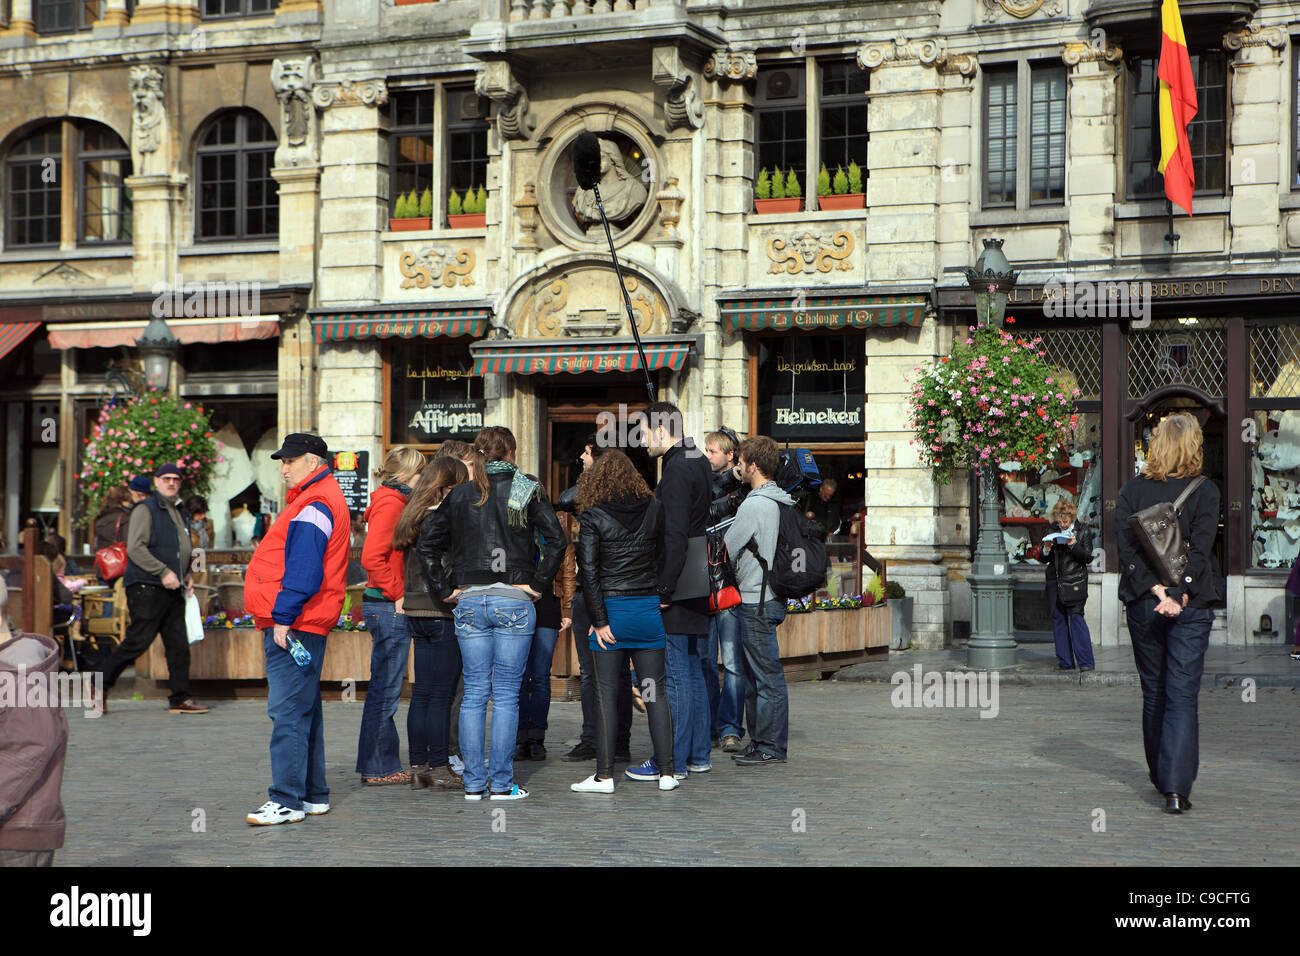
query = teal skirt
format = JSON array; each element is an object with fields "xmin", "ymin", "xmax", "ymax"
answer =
[{"xmin": 590, "ymin": 594, "xmax": 666, "ymax": 651}]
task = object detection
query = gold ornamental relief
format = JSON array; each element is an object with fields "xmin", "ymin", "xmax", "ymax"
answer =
[
  {"xmin": 399, "ymin": 248, "xmax": 477, "ymax": 289},
  {"xmin": 766, "ymin": 231, "xmax": 855, "ymax": 275},
  {"xmin": 533, "ymin": 280, "xmax": 570, "ymax": 337},
  {"xmin": 983, "ymin": 0, "xmax": 1052, "ymax": 18},
  {"xmin": 623, "ymin": 276, "xmax": 654, "ymax": 336}
]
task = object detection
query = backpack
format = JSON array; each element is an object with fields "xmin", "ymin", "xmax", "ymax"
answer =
[{"xmin": 745, "ymin": 500, "xmax": 829, "ymax": 602}]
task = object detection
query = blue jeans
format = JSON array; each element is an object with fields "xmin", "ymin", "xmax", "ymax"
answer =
[
  {"xmin": 737, "ymin": 600, "xmax": 789, "ymax": 760},
  {"xmin": 264, "ymin": 629, "xmax": 328, "ymax": 810},
  {"xmin": 712, "ymin": 606, "xmax": 746, "ymax": 740},
  {"xmin": 407, "ymin": 616, "xmax": 461, "ymax": 767},
  {"xmin": 453, "ymin": 593, "xmax": 536, "ymax": 794},
  {"xmin": 664, "ymin": 633, "xmax": 711, "ymax": 773},
  {"xmin": 701, "ymin": 626, "xmax": 719, "ymax": 739},
  {"xmin": 1126, "ymin": 599, "xmax": 1212, "ymax": 797},
  {"xmin": 357, "ymin": 601, "xmax": 412, "ymax": 776},
  {"xmin": 518, "ymin": 626, "xmax": 558, "ymax": 743},
  {"xmin": 1051, "ymin": 603, "xmax": 1095, "ymax": 669}
]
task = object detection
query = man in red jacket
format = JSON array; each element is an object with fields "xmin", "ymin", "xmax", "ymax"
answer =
[{"xmin": 244, "ymin": 434, "xmax": 351, "ymax": 826}]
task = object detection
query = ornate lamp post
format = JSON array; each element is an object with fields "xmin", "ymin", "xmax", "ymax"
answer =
[
  {"xmin": 136, "ymin": 316, "xmax": 179, "ymax": 391},
  {"xmin": 963, "ymin": 238, "xmax": 1020, "ymax": 669}
]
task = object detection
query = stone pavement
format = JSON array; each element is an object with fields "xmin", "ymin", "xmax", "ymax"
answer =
[{"xmin": 57, "ymin": 679, "xmax": 1298, "ymax": 866}]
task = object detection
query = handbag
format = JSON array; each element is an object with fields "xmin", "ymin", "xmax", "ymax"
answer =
[
  {"xmin": 1127, "ymin": 475, "xmax": 1207, "ymax": 588},
  {"xmin": 705, "ymin": 527, "xmax": 741, "ymax": 612},
  {"xmin": 94, "ymin": 513, "xmax": 128, "ymax": 581}
]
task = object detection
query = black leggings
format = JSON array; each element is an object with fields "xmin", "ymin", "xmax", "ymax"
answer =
[{"xmin": 592, "ymin": 647, "xmax": 673, "ymax": 780}]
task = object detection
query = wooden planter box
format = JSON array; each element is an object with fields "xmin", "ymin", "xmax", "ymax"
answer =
[
  {"xmin": 141, "ymin": 627, "xmax": 415, "ymax": 683},
  {"xmin": 777, "ymin": 604, "xmax": 893, "ymax": 659},
  {"xmin": 818, "ymin": 193, "xmax": 864, "ymax": 210}
]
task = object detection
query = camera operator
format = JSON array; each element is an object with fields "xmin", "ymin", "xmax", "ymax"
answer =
[
  {"xmin": 706, "ymin": 427, "xmax": 748, "ymax": 524},
  {"xmin": 703, "ymin": 428, "xmax": 747, "ymax": 750}
]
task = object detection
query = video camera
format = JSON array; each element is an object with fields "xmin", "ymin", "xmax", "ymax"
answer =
[{"xmin": 708, "ymin": 441, "xmax": 821, "ymax": 523}]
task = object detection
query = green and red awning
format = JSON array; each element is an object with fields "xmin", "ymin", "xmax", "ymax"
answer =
[
  {"xmin": 312, "ymin": 307, "xmax": 490, "ymax": 344},
  {"xmin": 0, "ymin": 321, "xmax": 41, "ymax": 361},
  {"xmin": 718, "ymin": 293, "xmax": 928, "ymax": 332},
  {"xmin": 470, "ymin": 337, "xmax": 696, "ymax": 376}
]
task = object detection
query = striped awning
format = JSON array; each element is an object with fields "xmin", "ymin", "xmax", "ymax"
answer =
[
  {"xmin": 46, "ymin": 317, "xmax": 280, "ymax": 350},
  {"xmin": 470, "ymin": 337, "xmax": 695, "ymax": 376},
  {"xmin": 719, "ymin": 293, "xmax": 928, "ymax": 332},
  {"xmin": 312, "ymin": 308, "xmax": 490, "ymax": 344},
  {"xmin": 0, "ymin": 321, "xmax": 40, "ymax": 361}
]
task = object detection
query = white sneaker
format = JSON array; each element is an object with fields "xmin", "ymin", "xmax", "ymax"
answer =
[
  {"xmin": 571, "ymin": 774, "xmax": 615, "ymax": 794},
  {"xmin": 659, "ymin": 776, "xmax": 680, "ymax": 791},
  {"xmin": 490, "ymin": 785, "xmax": 530, "ymax": 800},
  {"xmin": 246, "ymin": 801, "xmax": 305, "ymax": 825},
  {"xmin": 302, "ymin": 802, "xmax": 330, "ymax": 816}
]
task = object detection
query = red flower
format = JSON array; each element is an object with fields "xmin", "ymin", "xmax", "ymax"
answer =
[
  {"xmin": 940, "ymin": 357, "xmax": 949, "ymax": 363},
  {"xmin": 1028, "ymin": 454, "xmax": 1036, "ymax": 462},
  {"xmin": 1006, "ymin": 316, "xmax": 1016, "ymax": 324}
]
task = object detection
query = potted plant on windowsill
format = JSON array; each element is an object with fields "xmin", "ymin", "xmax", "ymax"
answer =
[
  {"xmin": 819, "ymin": 161, "xmax": 864, "ymax": 210},
  {"xmin": 389, "ymin": 188, "xmax": 432, "ymax": 231},
  {"xmin": 448, "ymin": 186, "xmax": 487, "ymax": 229},
  {"xmin": 754, "ymin": 166, "xmax": 803, "ymax": 214}
]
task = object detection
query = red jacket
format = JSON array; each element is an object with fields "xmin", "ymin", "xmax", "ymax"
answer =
[
  {"xmin": 245, "ymin": 467, "xmax": 351, "ymax": 637},
  {"xmin": 0, "ymin": 632, "xmax": 67, "ymax": 852},
  {"xmin": 362, "ymin": 484, "xmax": 409, "ymax": 601}
]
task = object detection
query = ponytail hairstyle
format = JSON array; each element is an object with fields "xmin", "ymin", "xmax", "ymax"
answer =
[
  {"xmin": 374, "ymin": 446, "xmax": 426, "ymax": 486},
  {"xmin": 392, "ymin": 456, "xmax": 469, "ymax": 551}
]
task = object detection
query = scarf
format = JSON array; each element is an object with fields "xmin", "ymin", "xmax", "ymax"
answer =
[{"xmin": 485, "ymin": 460, "xmax": 539, "ymax": 528}]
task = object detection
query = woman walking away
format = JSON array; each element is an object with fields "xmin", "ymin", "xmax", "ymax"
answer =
[
  {"xmin": 396, "ymin": 455, "xmax": 469, "ymax": 791},
  {"xmin": 357, "ymin": 446, "xmax": 425, "ymax": 785},
  {"xmin": 1037, "ymin": 497, "xmax": 1094, "ymax": 671},
  {"xmin": 570, "ymin": 450, "xmax": 677, "ymax": 795},
  {"xmin": 1114, "ymin": 412, "xmax": 1223, "ymax": 815},
  {"xmin": 419, "ymin": 426, "xmax": 566, "ymax": 801}
]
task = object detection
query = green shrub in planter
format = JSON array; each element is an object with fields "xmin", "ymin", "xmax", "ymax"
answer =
[
  {"xmin": 885, "ymin": 580, "xmax": 906, "ymax": 600},
  {"xmin": 474, "ymin": 186, "xmax": 487, "ymax": 214},
  {"xmin": 832, "ymin": 165, "xmax": 849, "ymax": 195},
  {"xmin": 771, "ymin": 167, "xmax": 786, "ymax": 200},
  {"xmin": 785, "ymin": 169, "xmax": 801, "ymax": 199},
  {"xmin": 848, "ymin": 161, "xmax": 863, "ymax": 194},
  {"xmin": 817, "ymin": 164, "xmax": 831, "ymax": 197},
  {"xmin": 448, "ymin": 189, "xmax": 462, "ymax": 215},
  {"xmin": 756, "ymin": 167, "xmax": 771, "ymax": 200},
  {"xmin": 418, "ymin": 187, "xmax": 432, "ymax": 217}
]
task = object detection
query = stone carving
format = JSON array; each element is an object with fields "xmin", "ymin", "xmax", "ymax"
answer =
[
  {"xmin": 1223, "ymin": 24, "xmax": 1288, "ymax": 53},
  {"xmin": 980, "ymin": 0, "xmax": 1061, "ymax": 21},
  {"xmin": 571, "ymin": 137, "xmax": 649, "ymax": 227},
  {"xmin": 653, "ymin": 46, "xmax": 704, "ymax": 131},
  {"xmin": 530, "ymin": 279, "xmax": 569, "ymax": 336},
  {"xmin": 655, "ymin": 176, "xmax": 684, "ymax": 242},
  {"xmin": 513, "ymin": 182, "xmax": 541, "ymax": 251},
  {"xmin": 311, "ymin": 78, "xmax": 388, "ymax": 110},
  {"xmin": 1062, "ymin": 40, "xmax": 1124, "ymax": 66},
  {"xmin": 704, "ymin": 48, "xmax": 757, "ymax": 82},
  {"xmin": 129, "ymin": 65, "xmax": 165, "ymax": 175},
  {"xmin": 475, "ymin": 62, "xmax": 534, "ymax": 140},
  {"xmin": 33, "ymin": 262, "xmax": 94, "ymax": 286},
  {"xmin": 857, "ymin": 37, "xmax": 977, "ymax": 76},
  {"xmin": 399, "ymin": 247, "xmax": 476, "ymax": 289},
  {"xmin": 516, "ymin": 267, "xmax": 667, "ymax": 338},
  {"xmin": 936, "ymin": 52, "xmax": 978, "ymax": 77},
  {"xmin": 272, "ymin": 57, "xmax": 318, "ymax": 167},
  {"xmin": 766, "ymin": 231, "xmax": 855, "ymax": 274}
]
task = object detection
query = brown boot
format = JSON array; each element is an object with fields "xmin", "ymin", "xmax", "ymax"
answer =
[
  {"xmin": 427, "ymin": 765, "xmax": 464, "ymax": 791},
  {"xmin": 410, "ymin": 764, "xmax": 431, "ymax": 789}
]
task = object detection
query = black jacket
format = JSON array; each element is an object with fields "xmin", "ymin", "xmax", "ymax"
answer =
[
  {"xmin": 708, "ymin": 464, "xmax": 747, "ymax": 523},
  {"xmin": 416, "ymin": 469, "xmax": 567, "ymax": 601},
  {"xmin": 655, "ymin": 439, "xmax": 714, "ymax": 634},
  {"xmin": 578, "ymin": 494, "xmax": 664, "ymax": 628},
  {"xmin": 1114, "ymin": 473, "xmax": 1223, "ymax": 608},
  {"xmin": 1036, "ymin": 523, "xmax": 1093, "ymax": 611}
]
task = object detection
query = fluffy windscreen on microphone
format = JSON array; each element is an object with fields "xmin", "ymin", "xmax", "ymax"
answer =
[{"xmin": 573, "ymin": 132, "xmax": 602, "ymax": 190}]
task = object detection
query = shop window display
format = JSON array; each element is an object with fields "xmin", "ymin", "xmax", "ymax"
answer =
[
  {"xmin": 388, "ymin": 340, "xmax": 484, "ymax": 448},
  {"xmin": 1250, "ymin": 410, "xmax": 1300, "ymax": 568}
]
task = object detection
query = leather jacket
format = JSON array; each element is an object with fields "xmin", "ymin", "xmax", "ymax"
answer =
[
  {"xmin": 1036, "ymin": 523, "xmax": 1093, "ymax": 609},
  {"xmin": 577, "ymin": 494, "xmax": 664, "ymax": 628},
  {"xmin": 708, "ymin": 465, "xmax": 747, "ymax": 523},
  {"xmin": 416, "ymin": 468, "xmax": 567, "ymax": 602}
]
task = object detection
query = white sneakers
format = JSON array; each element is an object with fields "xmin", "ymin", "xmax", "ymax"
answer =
[
  {"xmin": 571, "ymin": 775, "xmax": 615, "ymax": 794},
  {"xmin": 659, "ymin": 776, "xmax": 680, "ymax": 791},
  {"xmin": 302, "ymin": 802, "xmax": 330, "ymax": 815},
  {"xmin": 246, "ymin": 801, "xmax": 305, "ymax": 825}
]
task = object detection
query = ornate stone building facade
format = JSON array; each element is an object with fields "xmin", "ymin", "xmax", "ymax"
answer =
[{"xmin": 3, "ymin": 0, "xmax": 1299, "ymax": 645}]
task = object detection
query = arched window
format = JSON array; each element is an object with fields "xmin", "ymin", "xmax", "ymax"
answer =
[
  {"xmin": 195, "ymin": 110, "xmax": 279, "ymax": 241},
  {"xmin": 3, "ymin": 119, "xmax": 133, "ymax": 249}
]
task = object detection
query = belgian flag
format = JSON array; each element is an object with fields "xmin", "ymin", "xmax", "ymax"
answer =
[{"xmin": 1157, "ymin": 0, "xmax": 1198, "ymax": 216}]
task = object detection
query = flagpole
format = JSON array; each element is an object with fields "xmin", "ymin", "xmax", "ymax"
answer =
[{"xmin": 1164, "ymin": 198, "xmax": 1180, "ymax": 246}]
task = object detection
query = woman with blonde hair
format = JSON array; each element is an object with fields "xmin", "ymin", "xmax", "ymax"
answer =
[
  {"xmin": 1036, "ymin": 496, "xmax": 1094, "ymax": 670},
  {"xmin": 1114, "ymin": 412, "xmax": 1223, "ymax": 815},
  {"xmin": 356, "ymin": 445, "xmax": 426, "ymax": 785}
]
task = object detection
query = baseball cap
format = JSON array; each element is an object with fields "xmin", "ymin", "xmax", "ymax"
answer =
[
  {"xmin": 129, "ymin": 475, "xmax": 152, "ymax": 493},
  {"xmin": 155, "ymin": 462, "xmax": 183, "ymax": 478},
  {"xmin": 271, "ymin": 433, "xmax": 329, "ymax": 461}
]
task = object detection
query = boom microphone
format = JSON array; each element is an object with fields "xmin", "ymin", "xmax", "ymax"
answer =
[{"xmin": 573, "ymin": 131, "xmax": 602, "ymax": 190}]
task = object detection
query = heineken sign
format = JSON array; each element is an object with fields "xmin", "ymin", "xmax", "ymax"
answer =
[
  {"xmin": 761, "ymin": 338, "xmax": 865, "ymax": 441},
  {"xmin": 409, "ymin": 401, "xmax": 484, "ymax": 440}
]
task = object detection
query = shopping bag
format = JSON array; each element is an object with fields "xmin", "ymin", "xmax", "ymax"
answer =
[{"xmin": 185, "ymin": 591, "xmax": 205, "ymax": 645}]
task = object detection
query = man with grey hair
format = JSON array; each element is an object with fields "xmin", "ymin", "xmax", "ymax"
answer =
[{"xmin": 0, "ymin": 575, "xmax": 68, "ymax": 866}]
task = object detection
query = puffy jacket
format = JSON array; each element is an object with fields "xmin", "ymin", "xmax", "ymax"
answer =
[
  {"xmin": 362, "ymin": 482, "xmax": 410, "ymax": 601},
  {"xmin": 578, "ymin": 494, "xmax": 664, "ymax": 628},
  {"xmin": 0, "ymin": 632, "xmax": 67, "ymax": 851},
  {"xmin": 417, "ymin": 466, "xmax": 567, "ymax": 601},
  {"xmin": 245, "ymin": 467, "xmax": 351, "ymax": 637},
  {"xmin": 1036, "ymin": 523, "xmax": 1093, "ymax": 611}
]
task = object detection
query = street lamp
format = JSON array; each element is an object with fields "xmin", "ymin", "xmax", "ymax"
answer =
[
  {"xmin": 964, "ymin": 238, "xmax": 1020, "ymax": 669},
  {"xmin": 136, "ymin": 316, "xmax": 179, "ymax": 391}
]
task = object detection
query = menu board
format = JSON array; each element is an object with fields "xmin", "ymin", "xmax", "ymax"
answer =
[{"xmin": 332, "ymin": 450, "xmax": 370, "ymax": 514}]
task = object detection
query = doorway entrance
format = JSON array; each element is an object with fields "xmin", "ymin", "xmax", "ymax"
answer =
[{"xmin": 537, "ymin": 375, "xmax": 659, "ymax": 498}]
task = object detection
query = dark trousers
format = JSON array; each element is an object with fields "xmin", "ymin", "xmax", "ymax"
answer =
[
  {"xmin": 1051, "ymin": 603, "xmax": 1095, "ymax": 669},
  {"xmin": 571, "ymin": 591, "xmax": 632, "ymax": 751},
  {"xmin": 1126, "ymin": 598, "xmax": 1212, "ymax": 798},
  {"xmin": 593, "ymin": 647, "xmax": 672, "ymax": 780},
  {"xmin": 407, "ymin": 616, "xmax": 462, "ymax": 768},
  {"xmin": 101, "ymin": 583, "xmax": 190, "ymax": 707}
]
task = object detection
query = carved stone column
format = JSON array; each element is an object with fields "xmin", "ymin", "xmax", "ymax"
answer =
[
  {"xmin": 125, "ymin": 65, "xmax": 182, "ymax": 293},
  {"xmin": 1061, "ymin": 40, "xmax": 1124, "ymax": 261},
  {"xmin": 129, "ymin": 0, "xmax": 198, "ymax": 28},
  {"xmin": 271, "ymin": 57, "xmax": 321, "ymax": 286},
  {"xmin": 1, "ymin": 0, "xmax": 36, "ymax": 38},
  {"xmin": 95, "ymin": 0, "xmax": 131, "ymax": 28},
  {"xmin": 1223, "ymin": 25, "xmax": 1288, "ymax": 254}
]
